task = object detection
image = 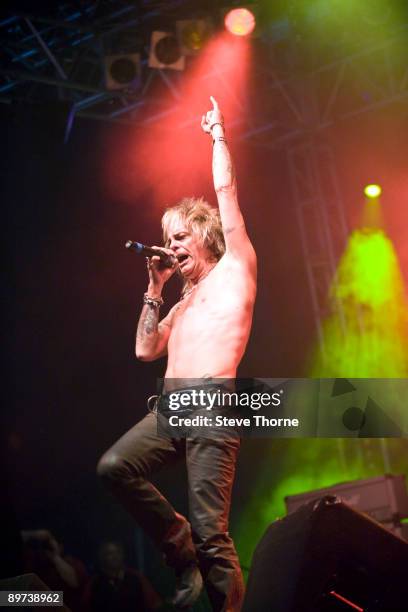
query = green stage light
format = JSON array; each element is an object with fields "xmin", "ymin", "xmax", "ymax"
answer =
[
  {"xmin": 364, "ymin": 184, "xmax": 382, "ymax": 198},
  {"xmin": 308, "ymin": 228, "xmax": 408, "ymax": 378}
]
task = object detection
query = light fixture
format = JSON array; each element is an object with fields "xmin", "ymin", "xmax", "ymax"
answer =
[
  {"xmin": 176, "ymin": 19, "xmax": 212, "ymax": 55},
  {"xmin": 105, "ymin": 54, "xmax": 141, "ymax": 90},
  {"xmin": 224, "ymin": 7, "xmax": 256, "ymax": 37},
  {"xmin": 364, "ymin": 184, "xmax": 382, "ymax": 198},
  {"xmin": 148, "ymin": 31, "xmax": 185, "ymax": 71}
]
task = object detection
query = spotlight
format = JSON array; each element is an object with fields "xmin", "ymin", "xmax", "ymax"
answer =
[
  {"xmin": 105, "ymin": 54, "xmax": 141, "ymax": 90},
  {"xmin": 148, "ymin": 31, "xmax": 185, "ymax": 71},
  {"xmin": 224, "ymin": 7, "xmax": 256, "ymax": 37},
  {"xmin": 364, "ymin": 184, "xmax": 382, "ymax": 198}
]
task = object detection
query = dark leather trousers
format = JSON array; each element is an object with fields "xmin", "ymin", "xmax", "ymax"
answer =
[{"xmin": 97, "ymin": 412, "xmax": 244, "ymax": 611}]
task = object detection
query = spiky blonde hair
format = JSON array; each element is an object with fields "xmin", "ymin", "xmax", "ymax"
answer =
[
  {"xmin": 162, "ymin": 197, "xmax": 225, "ymax": 294},
  {"xmin": 162, "ymin": 196, "xmax": 225, "ymax": 260}
]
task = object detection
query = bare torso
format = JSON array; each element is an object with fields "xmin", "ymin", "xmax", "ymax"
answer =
[{"xmin": 165, "ymin": 254, "xmax": 256, "ymax": 379}]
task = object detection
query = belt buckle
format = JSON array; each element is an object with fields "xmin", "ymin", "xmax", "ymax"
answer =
[{"xmin": 147, "ymin": 394, "xmax": 159, "ymax": 414}]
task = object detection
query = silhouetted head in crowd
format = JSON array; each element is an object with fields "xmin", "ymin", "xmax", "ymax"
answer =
[{"xmin": 97, "ymin": 541, "xmax": 125, "ymax": 578}]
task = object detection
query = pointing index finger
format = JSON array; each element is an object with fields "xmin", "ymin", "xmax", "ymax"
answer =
[{"xmin": 210, "ymin": 95, "xmax": 219, "ymax": 110}]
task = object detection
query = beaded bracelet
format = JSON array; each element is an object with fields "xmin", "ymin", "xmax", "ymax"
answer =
[{"xmin": 143, "ymin": 293, "xmax": 164, "ymax": 308}]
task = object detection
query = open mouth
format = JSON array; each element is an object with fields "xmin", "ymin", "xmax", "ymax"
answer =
[{"xmin": 177, "ymin": 254, "xmax": 189, "ymax": 265}]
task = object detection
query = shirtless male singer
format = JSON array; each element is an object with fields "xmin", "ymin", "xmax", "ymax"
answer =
[{"xmin": 98, "ymin": 97, "xmax": 257, "ymax": 611}]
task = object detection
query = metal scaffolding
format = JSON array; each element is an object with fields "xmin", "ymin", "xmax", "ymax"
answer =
[
  {"xmin": 0, "ymin": 1, "xmax": 198, "ymax": 134},
  {"xmin": 1, "ymin": 4, "xmax": 406, "ymax": 133},
  {"xmin": 286, "ymin": 140, "xmax": 350, "ymax": 359}
]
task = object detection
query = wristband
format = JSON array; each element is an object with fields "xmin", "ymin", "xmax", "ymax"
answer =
[
  {"xmin": 143, "ymin": 293, "xmax": 164, "ymax": 308},
  {"xmin": 210, "ymin": 122, "xmax": 224, "ymax": 131}
]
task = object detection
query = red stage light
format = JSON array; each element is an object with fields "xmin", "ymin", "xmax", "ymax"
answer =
[
  {"xmin": 103, "ymin": 29, "xmax": 251, "ymax": 210},
  {"xmin": 224, "ymin": 8, "xmax": 256, "ymax": 37}
]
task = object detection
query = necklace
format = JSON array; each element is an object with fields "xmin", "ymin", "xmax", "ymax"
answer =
[{"xmin": 181, "ymin": 264, "xmax": 216, "ymax": 300}]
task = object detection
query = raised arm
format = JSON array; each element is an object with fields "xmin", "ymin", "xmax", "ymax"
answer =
[
  {"xmin": 201, "ymin": 96, "xmax": 256, "ymax": 266},
  {"xmin": 135, "ymin": 249, "xmax": 177, "ymax": 361}
]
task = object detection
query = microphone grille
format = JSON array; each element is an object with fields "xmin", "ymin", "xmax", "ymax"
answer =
[{"xmin": 125, "ymin": 240, "xmax": 133, "ymax": 249}]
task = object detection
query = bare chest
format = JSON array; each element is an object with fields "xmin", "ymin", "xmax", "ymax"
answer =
[{"xmin": 170, "ymin": 267, "xmax": 254, "ymax": 341}]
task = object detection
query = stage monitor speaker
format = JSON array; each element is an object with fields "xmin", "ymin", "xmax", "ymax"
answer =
[
  {"xmin": 242, "ymin": 496, "xmax": 408, "ymax": 612},
  {"xmin": 0, "ymin": 574, "xmax": 71, "ymax": 611},
  {"xmin": 285, "ymin": 474, "xmax": 408, "ymax": 525}
]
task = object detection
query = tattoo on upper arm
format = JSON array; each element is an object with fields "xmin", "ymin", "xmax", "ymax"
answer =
[
  {"xmin": 227, "ymin": 162, "xmax": 235, "ymax": 181},
  {"xmin": 224, "ymin": 221, "xmax": 245, "ymax": 235},
  {"xmin": 213, "ymin": 143, "xmax": 236, "ymax": 189}
]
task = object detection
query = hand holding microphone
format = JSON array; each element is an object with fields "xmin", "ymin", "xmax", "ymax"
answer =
[
  {"xmin": 126, "ymin": 240, "xmax": 178, "ymax": 290},
  {"xmin": 125, "ymin": 241, "xmax": 178, "ymax": 268}
]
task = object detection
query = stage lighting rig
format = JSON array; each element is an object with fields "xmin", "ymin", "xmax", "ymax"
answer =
[
  {"xmin": 104, "ymin": 54, "xmax": 141, "ymax": 90},
  {"xmin": 224, "ymin": 7, "xmax": 256, "ymax": 37},
  {"xmin": 364, "ymin": 184, "xmax": 382, "ymax": 198},
  {"xmin": 148, "ymin": 31, "xmax": 185, "ymax": 71},
  {"xmin": 176, "ymin": 19, "xmax": 213, "ymax": 55}
]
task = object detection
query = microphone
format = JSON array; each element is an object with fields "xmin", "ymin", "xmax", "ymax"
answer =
[{"xmin": 125, "ymin": 241, "xmax": 176, "ymax": 268}]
